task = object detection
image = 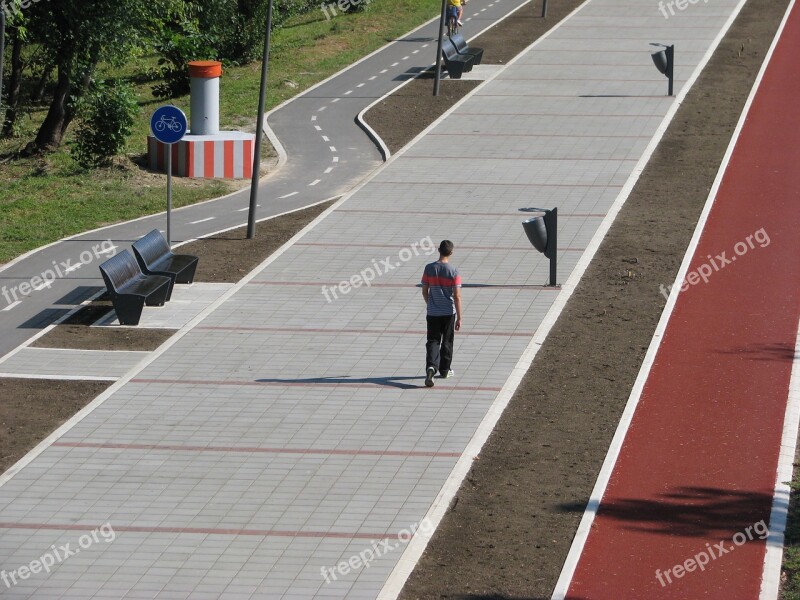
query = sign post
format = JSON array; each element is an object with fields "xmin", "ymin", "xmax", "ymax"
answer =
[{"xmin": 150, "ymin": 105, "xmax": 188, "ymax": 246}]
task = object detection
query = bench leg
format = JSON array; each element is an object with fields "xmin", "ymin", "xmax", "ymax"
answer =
[
  {"xmin": 175, "ymin": 259, "xmax": 199, "ymax": 285},
  {"xmin": 112, "ymin": 296, "xmax": 146, "ymax": 326},
  {"xmin": 145, "ymin": 280, "xmax": 171, "ymax": 307}
]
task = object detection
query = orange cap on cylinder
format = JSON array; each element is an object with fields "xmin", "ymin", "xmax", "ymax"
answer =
[{"xmin": 188, "ymin": 61, "xmax": 223, "ymax": 78}]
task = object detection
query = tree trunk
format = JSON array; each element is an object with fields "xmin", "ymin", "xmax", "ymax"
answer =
[
  {"xmin": 2, "ymin": 31, "xmax": 25, "ymax": 138},
  {"xmin": 32, "ymin": 61, "xmax": 54, "ymax": 104},
  {"xmin": 28, "ymin": 62, "xmax": 71, "ymax": 153}
]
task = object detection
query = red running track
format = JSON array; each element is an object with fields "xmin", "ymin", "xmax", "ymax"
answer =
[{"xmin": 565, "ymin": 3, "xmax": 800, "ymax": 599}]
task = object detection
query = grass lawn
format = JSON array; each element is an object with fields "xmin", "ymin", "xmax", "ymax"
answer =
[{"xmin": 0, "ymin": 0, "xmax": 439, "ymax": 262}]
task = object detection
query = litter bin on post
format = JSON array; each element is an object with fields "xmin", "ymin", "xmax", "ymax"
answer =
[{"xmin": 522, "ymin": 207, "xmax": 558, "ymax": 287}]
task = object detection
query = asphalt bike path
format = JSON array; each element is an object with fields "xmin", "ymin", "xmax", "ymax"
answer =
[
  {"xmin": 558, "ymin": 2, "xmax": 800, "ymax": 597},
  {"xmin": 0, "ymin": 0, "xmax": 528, "ymax": 358}
]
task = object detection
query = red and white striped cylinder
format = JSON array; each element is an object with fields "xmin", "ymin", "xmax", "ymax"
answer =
[{"xmin": 148, "ymin": 133, "xmax": 254, "ymax": 178}]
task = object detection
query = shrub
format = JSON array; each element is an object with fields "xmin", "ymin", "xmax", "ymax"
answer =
[{"xmin": 71, "ymin": 80, "xmax": 139, "ymax": 169}]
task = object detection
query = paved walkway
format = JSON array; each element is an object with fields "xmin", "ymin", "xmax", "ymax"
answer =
[{"xmin": 0, "ymin": 0, "xmax": 752, "ymax": 598}]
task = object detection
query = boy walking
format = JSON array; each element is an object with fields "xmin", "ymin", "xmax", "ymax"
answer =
[{"xmin": 421, "ymin": 240, "xmax": 462, "ymax": 387}]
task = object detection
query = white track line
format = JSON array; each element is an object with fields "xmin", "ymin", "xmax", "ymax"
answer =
[
  {"xmin": 551, "ymin": 0, "xmax": 777, "ymax": 597},
  {"xmin": 758, "ymin": 2, "xmax": 799, "ymax": 596},
  {"xmin": 1, "ymin": 301, "xmax": 21, "ymax": 312}
]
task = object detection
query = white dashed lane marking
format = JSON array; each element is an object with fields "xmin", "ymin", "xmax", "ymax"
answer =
[
  {"xmin": 190, "ymin": 217, "xmax": 215, "ymax": 225},
  {"xmin": 309, "ymin": 179, "xmax": 321, "ymax": 186},
  {"xmin": 331, "ymin": 98, "xmax": 340, "ymax": 103},
  {"xmin": 369, "ymin": 76, "xmax": 377, "ymax": 80},
  {"xmin": 318, "ymin": 106, "xmax": 327, "ymax": 112},
  {"xmin": 333, "ymin": 157, "xmax": 339, "ymax": 163},
  {"xmin": 314, "ymin": 125, "xmax": 322, "ymax": 131},
  {"xmin": 380, "ymin": 69, "xmax": 388, "ymax": 73},
  {"xmin": 345, "ymin": 90, "xmax": 353, "ymax": 95},
  {"xmin": 311, "ymin": 115, "xmax": 317, "ymax": 121},
  {"xmin": 357, "ymin": 83, "xmax": 365, "ymax": 88},
  {"xmin": 2, "ymin": 301, "xmax": 21, "ymax": 311},
  {"xmin": 322, "ymin": 136, "xmax": 330, "ymax": 142},
  {"xmin": 324, "ymin": 167, "xmax": 333, "ymax": 174},
  {"xmin": 391, "ymin": 62, "xmax": 399, "ymax": 66},
  {"xmin": 329, "ymin": 146, "xmax": 337, "ymax": 152},
  {"xmin": 279, "ymin": 192, "xmax": 299, "ymax": 199}
]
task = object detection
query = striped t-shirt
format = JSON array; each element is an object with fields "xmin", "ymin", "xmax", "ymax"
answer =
[{"xmin": 422, "ymin": 261, "xmax": 461, "ymax": 316}]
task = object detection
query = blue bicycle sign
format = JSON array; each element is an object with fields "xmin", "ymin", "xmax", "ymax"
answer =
[{"xmin": 150, "ymin": 106, "xmax": 188, "ymax": 145}]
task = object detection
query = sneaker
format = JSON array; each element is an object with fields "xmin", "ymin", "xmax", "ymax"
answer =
[
  {"xmin": 457, "ymin": 19, "xmax": 463, "ymax": 26},
  {"xmin": 425, "ymin": 367, "xmax": 436, "ymax": 387},
  {"xmin": 440, "ymin": 369, "xmax": 455, "ymax": 379}
]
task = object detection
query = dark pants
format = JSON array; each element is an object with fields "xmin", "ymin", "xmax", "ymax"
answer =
[{"xmin": 426, "ymin": 314, "xmax": 456, "ymax": 374}]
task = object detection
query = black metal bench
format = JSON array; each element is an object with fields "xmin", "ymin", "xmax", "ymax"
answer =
[
  {"xmin": 450, "ymin": 33, "xmax": 483, "ymax": 65},
  {"xmin": 441, "ymin": 38, "xmax": 474, "ymax": 79},
  {"xmin": 132, "ymin": 229, "xmax": 199, "ymax": 301},
  {"xmin": 99, "ymin": 251, "xmax": 171, "ymax": 326}
]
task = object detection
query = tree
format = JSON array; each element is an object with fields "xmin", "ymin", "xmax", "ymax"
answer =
[{"xmin": 23, "ymin": 0, "xmax": 183, "ymax": 154}]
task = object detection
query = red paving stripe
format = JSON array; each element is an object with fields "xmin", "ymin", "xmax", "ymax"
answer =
[
  {"xmin": 400, "ymin": 155, "xmax": 640, "ymax": 161},
  {"xmin": 51, "ymin": 442, "xmax": 461, "ymax": 458},
  {"xmin": 294, "ymin": 242, "xmax": 587, "ymax": 251},
  {"xmin": 129, "ymin": 378, "xmax": 504, "ymax": 392},
  {"xmin": 426, "ymin": 132, "xmax": 651, "ymax": 138},
  {"xmin": 335, "ymin": 208, "xmax": 606, "ymax": 217},
  {"xmin": 566, "ymin": 5, "xmax": 800, "ymax": 599},
  {"xmin": 196, "ymin": 326, "xmax": 537, "ymax": 337},
  {"xmin": 0, "ymin": 522, "xmax": 396, "ymax": 540},
  {"xmin": 249, "ymin": 281, "xmax": 557, "ymax": 290}
]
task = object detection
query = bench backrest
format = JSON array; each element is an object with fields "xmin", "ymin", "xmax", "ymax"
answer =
[
  {"xmin": 99, "ymin": 250, "xmax": 142, "ymax": 293},
  {"xmin": 133, "ymin": 229, "xmax": 171, "ymax": 270},
  {"xmin": 442, "ymin": 39, "xmax": 460, "ymax": 61},
  {"xmin": 450, "ymin": 33, "xmax": 468, "ymax": 52}
]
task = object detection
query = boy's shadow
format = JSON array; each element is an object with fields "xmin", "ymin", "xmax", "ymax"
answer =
[{"xmin": 255, "ymin": 375, "xmax": 424, "ymax": 390}]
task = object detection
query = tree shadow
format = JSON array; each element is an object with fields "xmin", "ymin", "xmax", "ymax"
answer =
[
  {"xmin": 560, "ymin": 486, "xmax": 773, "ymax": 538},
  {"xmin": 718, "ymin": 342, "xmax": 798, "ymax": 363}
]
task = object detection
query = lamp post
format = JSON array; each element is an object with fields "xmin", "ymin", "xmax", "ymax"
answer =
[
  {"xmin": 433, "ymin": 0, "xmax": 448, "ymax": 96},
  {"xmin": 247, "ymin": 0, "xmax": 275, "ymax": 239},
  {"xmin": 541, "ymin": 0, "xmax": 548, "ymax": 18},
  {"xmin": 521, "ymin": 207, "xmax": 558, "ymax": 287},
  {"xmin": 650, "ymin": 43, "xmax": 674, "ymax": 97}
]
